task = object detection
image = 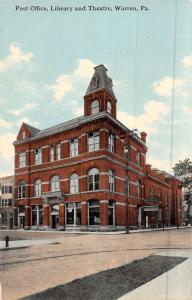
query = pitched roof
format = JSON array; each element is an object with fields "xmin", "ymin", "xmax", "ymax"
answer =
[
  {"xmin": 25, "ymin": 124, "xmax": 40, "ymax": 136},
  {"xmin": 85, "ymin": 64, "xmax": 116, "ymax": 98}
]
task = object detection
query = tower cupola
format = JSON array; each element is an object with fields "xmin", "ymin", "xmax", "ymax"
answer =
[{"xmin": 84, "ymin": 64, "xmax": 117, "ymax": 118}]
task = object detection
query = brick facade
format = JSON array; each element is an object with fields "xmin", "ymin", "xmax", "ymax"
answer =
[{"xmin": 13, "ymin": 65, "xmax": 183, "ymax": 231}]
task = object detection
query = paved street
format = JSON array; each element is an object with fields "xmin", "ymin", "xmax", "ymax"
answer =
[{"xmin": 0, "ymin": 228, "xmax": 192, "ymax": 300}]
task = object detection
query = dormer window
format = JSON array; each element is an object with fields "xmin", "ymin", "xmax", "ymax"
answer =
[
  {"xmin": 91, "ymin": 76, "xmax": 98, "ymax": 89},
  {"xmin": 22, "ymin": 131, "xmax": 26, "ymax": 139},
  {"xmin": 91, "ymin": 100, "xmax": 99, "ymax": 115},
  {"xmin": 107, "ymin": 101, "xmax": 112, "ymax": 114}
]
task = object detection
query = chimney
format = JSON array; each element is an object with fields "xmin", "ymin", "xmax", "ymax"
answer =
[
  {"xmin": 146, "ymin": 164, "xmax": 151, "ymax": 173},
  {"xmin": 140, "ymin": 132, "xmax": 147, "ymax": 143}
]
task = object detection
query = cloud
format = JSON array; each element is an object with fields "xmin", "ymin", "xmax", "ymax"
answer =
[
  {"xmin": 10, "ymin": 102, "xmax": 38, "ymax": 116},
  {"xmin": 117, "ymin": 100, "xmax": 169, "ymax": 134},
  {"xmin": 153, "ymin": 76, "xmax": 185, "ymax": 97},
  {"xmin": 47, "ymin": 59, "xmax": 95, "ymax": 102},
  {"xmin": 0, "ymin": 43, "xmax": 33, "ymax": 72},
  {"xmin": 0, "ymin": 118, "xmax": 12, "ymax": 128},
  {"xmin": 17, "ymin": 117, "xmax": 39, "ymax": 128},
  {"xmin": 147, "ymin": 156, "xmax": 171, "ymax": 173},
  {"xmin": 0, "ymin": 132, "xmax": 16, "ymax": 176},
  {"xmin": 182, "ymin": 56, "xmax": 192, "ymax": 67}
]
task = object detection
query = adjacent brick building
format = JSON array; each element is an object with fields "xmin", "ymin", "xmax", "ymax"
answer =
[
  {"xmin": 0, "ymin": 175, "xmax": 14, "ymax": 229},
  {"xmin": 13, "ymin": 65, "xmax": 183, "ymax": 231}
]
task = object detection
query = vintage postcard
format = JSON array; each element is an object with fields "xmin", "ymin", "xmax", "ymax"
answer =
[{"xmin": 0, "ymin": 0, "xmax": 191, "ymax": 299}]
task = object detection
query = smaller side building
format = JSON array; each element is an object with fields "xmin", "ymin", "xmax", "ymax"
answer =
[{"xmin": 0, "ymin": 175, "xmax": 14, "ymax": 229}]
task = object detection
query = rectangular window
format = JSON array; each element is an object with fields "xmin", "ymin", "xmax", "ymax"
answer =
[
  {"xmin": 19, "ymin": 152, "xmax": 26, "ymax": 168},
  {"xmin": 8, "ymin": 186, "xmax": 12, "ymax": 193},
  {"xmin": 70, "ymin": 139, "xmax": 78, "ymax": 157},
  {"xmin": 57, "ymin": 144, "xmax": 61, "ymax": 160},
  {"xmin": 35, "ymin": 148, "xmax": 42, "ymax": 165},
  {"xmin": 50, "ymin": 145, "xmax": 54, "ymax": 162},
  {"xmin": 8, "ymin": 199, "xmax": 12, "ymax": 206},
  {"xmin": 109, "ymin": 134, "xmax": 115, "ymax": 152},
  {"xmin": 88, "ymin": 132, "xmax": 100, "ymax": 152}
]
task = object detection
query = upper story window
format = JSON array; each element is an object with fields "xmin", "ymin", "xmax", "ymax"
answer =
[
  {"xmin": 109, "ymin": 133, "xmax": 115, "ymax": 152},
  {"xmin": 51, "ymin": 175, "xmax": 60, "ymax": 192},
  {"xmin": 35, "ymin": 148, "xmax": 42, "ymax": 165},
  {"xmin": 109, "ymin": 170, "xmax": 115, "ymax": 192},
  {"xmin": 137, "ymin": 180, "xmax": 142, "ymax": 198},
  {"xmin": 22, "ymin": 131, "xmax": 26, "ymax": 139},
  {"xmin": 150, "ymin": 188, "xmax": 154, "ymax": 197},
  {"xmin": 157, "ymin": 190, "xmax": 161, "ymax": 200},
  {"xmin": 88, "ymin": 132, "xmax": 99, "ymax": 152},
  {"xmin": 88, "ymin": 168, "xmax": 99, "ymax": 191},
  {"xmin": 125, "ymin": 176, "xmax": 130, "ymax": 195},
  {"xmin": 136, "ymin": 151, "xmax": 141, "ymax": 166},
  {"xmin": 107, "ymin": 101, "xmax": 112, "ymax": 114},
  {"xmin": 124, "ymin": 144, "xmax": 130, "ymax": 160},
  {"xmin": 19, "ymin": 152, "xmax": 26, "ymax": 168},
  {"xmin": 34, "ymin": 179, "xmax": 41, "ymax": 197},
  {"xmin": 18, "ymin": 181, "xmax": 25, "ymax": 199},
  {"xmin": 70, "ymin": 173, "xmax": 79, "ymax": 194},
  {"xmin": 57, "ymin": 144, "xmax": 61, "ymax": 160},
  {"xmin": 50, "ymin": 145, "xmax": 55, "ymax": 162},
  {"xmin": 91, "ymin": 100, "xmax": 99, "ymax": 115},
  {"xmin": 8, "ymin": 199, "xmax": 12, "ymax": 206},
  {"xmin": 70, "ymin": 139, "xmax": 78, "ymax": 157},
  {"xmin": 1, "ymin": 185, "xmax": 12, "ymax": 194}
]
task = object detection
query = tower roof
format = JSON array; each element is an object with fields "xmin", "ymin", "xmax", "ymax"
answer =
[{"xmin": 85, "ymin": 64, "xmax": 116, "ymax": 98}]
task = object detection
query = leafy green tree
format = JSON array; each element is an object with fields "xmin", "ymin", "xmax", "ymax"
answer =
[{"xmin": 173, "ymin": 158, "xmax": 192, "ymax": 224}]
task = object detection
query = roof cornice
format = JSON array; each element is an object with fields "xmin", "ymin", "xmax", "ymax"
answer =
[{"xmin": 13, "ymin": 112, "xmax": 146, "ymax": 147}]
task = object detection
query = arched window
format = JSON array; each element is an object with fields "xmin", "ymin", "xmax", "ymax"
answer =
[
  {"xmin": 107, "ymin": 101, "xmax": 112, "ymax": 114},
  {"xmin": 18, "ymin": 181, "xmax": 25, "ymax": 199},
  {"xmin": 70, "ymin": 173, "xmax": 79, "ymax": 194},
  {"xmin": 109, "ymin": 170, "xmax": 115, "ymax": 192},
  {"xmin": 88, "ymin": 168, "xmax": 99, "ymax": 191},
  {"xmin": 124, "ymin": 144, "xmax": 130, "ymax": 160},
  {"xmin": 125, "ymin": 176, "xmax": 130, "ymax": 195},
  {"xmin": 137, "ymin": 180, "xmax": 142, "ymax": 198},
  {"xmin": 34, "ymin": 179, "xmax": 41, "ymax": 197},
  {"xmin": 51, "ymin": 175, "xmax": 60, "ymax": 192},
  {"xmin": 91, "ymin": 100, "xmax": 99, "ymax": 115}
]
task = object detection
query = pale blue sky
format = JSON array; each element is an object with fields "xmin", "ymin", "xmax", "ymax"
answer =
[{"xmin": 0, "ymin": 0, "xmax": 191, "ymax": 176}]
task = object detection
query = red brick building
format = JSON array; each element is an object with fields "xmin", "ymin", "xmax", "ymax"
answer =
[{"xmin": 13, "ymin": 65, "xmax": 183, "ymax": 231}]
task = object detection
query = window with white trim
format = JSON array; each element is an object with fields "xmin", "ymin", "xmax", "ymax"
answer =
[
  {"xmin": 136, "ymin": 151, "xmax": 141, "ymax": 166},
  {"xmin": 18, "ymin": 181, "xmax": 25, "ymax": 199},
  {"xmin": 108, "ymin": 133, "xmax": 115, "ymax": 152},
  {"xmin": 50, "ymin": 145, "xmax": 54, "ymax": 162},
  {"xmin": 88, "ymin": 132, "xmax": 99, "ymax": 152},
  {"xmin": 124, "ymin": 144, "xmax": 130, "ymax": 160},
  {"xmin": 19, "ymin": 152, "xmax": 26, "ymax": 168},
  {"xmin": 70, "ymin": 139, "xmax": 78, "ymax": 157},
  {"xmin": 51, "ymin": 175, "xmax": 60, "ymax": 192},
  {"xmin": 137, "ymin": 180, "xmax": 142, "ymax": 198},
  {"xmin": 70, "ymin": 173, "xmax": 79, "ymax": 194},
  {"xmin": 109, "ymin": 170, "xmax": 115, "ymax": 192},
  {"xmin": 34, "ymin": 179, "xmax": 41, "ymax": 197},
  {"xmin": 125, "ymin": 176, "xmax": 130, "ymax": 195},
  {"xmin": 107, "ymin": 101, "xmax": 112, "ymax": 114},
  {"xmin": 88, "ymin": 168, "xmax": 99, "ymax": 191},
  {"xmin": 35, "ymin": 148, "xmax": 42, "ymax": 165},
  {"xmin": 91, "ymin": 100, "xmax": 99, "ymax": 115},
  {"xmin": 57, "ymin": 144, "xmax": 61, "ymax": 160}
]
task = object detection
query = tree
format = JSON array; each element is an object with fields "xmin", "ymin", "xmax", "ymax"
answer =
[{"xmin": 173, "ymin": 158, "xmax": 192, "ymax": 224}]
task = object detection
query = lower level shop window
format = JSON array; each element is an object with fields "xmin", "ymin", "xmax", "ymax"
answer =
[{"xmin": 88, "ymin": 200, "xmax": 100, "ymax": 225}]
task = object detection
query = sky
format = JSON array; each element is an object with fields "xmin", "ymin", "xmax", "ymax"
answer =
[{"xmin": 0, "ymin": 0, "xmax": 192, "ymax": 177}]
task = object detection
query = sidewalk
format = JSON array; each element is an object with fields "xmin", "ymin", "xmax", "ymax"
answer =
[
  {"xmin": 118, "ymin": 251, "xmax": 192, "ymax": 300},
  {"xmin": 0, "ymin": 239, "xmax": 56, "ymax": 250}
]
